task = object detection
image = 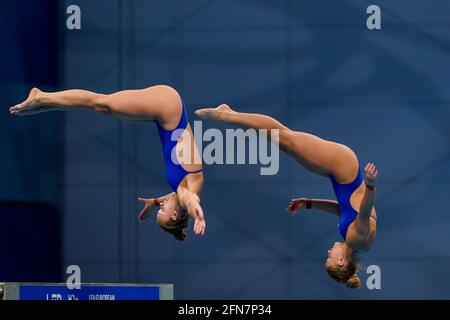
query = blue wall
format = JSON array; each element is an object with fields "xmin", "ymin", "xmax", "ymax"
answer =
[
  {"xmin": 17, "ymin": 0, "xmax": 450, "ymax": 298},
  {"xmin": 0, "ymin": 0, "xmax": 62, "ymax": 282},
  {"xmin": 0, "ymin": 0, "xmax": 62, "ymax": 204}
]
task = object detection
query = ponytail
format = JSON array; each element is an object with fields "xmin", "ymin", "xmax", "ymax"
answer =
[{"xmin": 346, "ymin": 274, "xmax": 361, "ymax": 289}]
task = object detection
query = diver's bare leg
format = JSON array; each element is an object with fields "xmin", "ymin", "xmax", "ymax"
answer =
[
  {"xmin": 10, "ymin": 85, "xmax": 182, "ymax": 128},
  {"xmin": 196, "ymin": 105, "xmax": 359, "ymax": 181}
]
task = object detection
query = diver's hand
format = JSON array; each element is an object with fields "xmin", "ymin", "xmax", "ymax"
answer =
[
  {"xmin": 138, "ymin": 197, "xmax": 158, "ymax": 221},
  {"xmin": 286, "ymin": 198, "xmax": 307, "ymax": 214},
  {"xmin": 188, "ymin": 202, "xmax": 205, "ymax": 236},
  {"xmin": 364, "ymin": 162, "xmax": 378, "ymax": 188},
  {"xmin": 194, "ymin": 215, "xmax": 206, "ymax": 236}
]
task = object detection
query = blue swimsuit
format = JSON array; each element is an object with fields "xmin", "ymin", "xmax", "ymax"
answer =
[
  {"xmin": 156, "ymin": 99, "xmax": 202, "ymax": 191},
  {"xmin": 329, "ymin": 166, "xmax": 363, "ymax": 240}
]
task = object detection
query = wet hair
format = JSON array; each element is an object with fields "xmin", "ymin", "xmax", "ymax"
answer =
[
  {"xmin": 159, "ymin": 209, "xmax": 189, "ymax": 242},
  {"xmin": 326, "ymin": 253, "xmax": 361, "ymax": 289}
]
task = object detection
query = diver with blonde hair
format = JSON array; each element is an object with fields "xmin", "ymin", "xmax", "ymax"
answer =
[
  {"xmin": 11, "ymin": 85, "xmax": 206, "ymax": 241},
  {"xmin": 196, "ymin": 104, "xmax": 378, "ymax": 288}
]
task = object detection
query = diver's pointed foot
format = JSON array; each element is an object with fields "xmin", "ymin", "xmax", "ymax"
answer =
[
  {"xmin": 195, "ymin": 104, "xmax": 232, "ymax": 121},
  {"xmin": 10, "ymin": 87, "xmax": 44, "ymax": 116}
]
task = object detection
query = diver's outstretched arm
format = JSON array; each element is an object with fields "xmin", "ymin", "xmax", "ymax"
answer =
[
  {"xmin": 137, "ymin": 193, "xmax": 174, "ymax": 221},
  {"xmin": 286, "ymin": 198, "xmax": 340, "ymax": 216}
]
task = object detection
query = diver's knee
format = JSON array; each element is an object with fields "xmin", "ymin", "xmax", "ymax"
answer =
[
  {"xmin": 278, "ymin": 129, "xmax": 295, "ymax": 151},
  {"xmin": 93, "ymin": 94, "xmax": 112, "ymax": 115}
]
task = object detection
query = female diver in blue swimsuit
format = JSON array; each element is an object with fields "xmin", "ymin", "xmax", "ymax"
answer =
[
  {"xmin": 196, "ymin": 104, "xmax": 378, "ymax": 289},
  {"xmin": 10, "ymin": 86, "xmax": 206, "ymax": 241}
]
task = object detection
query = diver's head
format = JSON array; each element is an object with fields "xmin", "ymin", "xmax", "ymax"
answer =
[
  {"xmin": 156, "ymin": 193, "xmax": 188, "ymax": 241},
  {"xmin": 325, "ymin": 242, "xmax": 360, "ymax": 289}
]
